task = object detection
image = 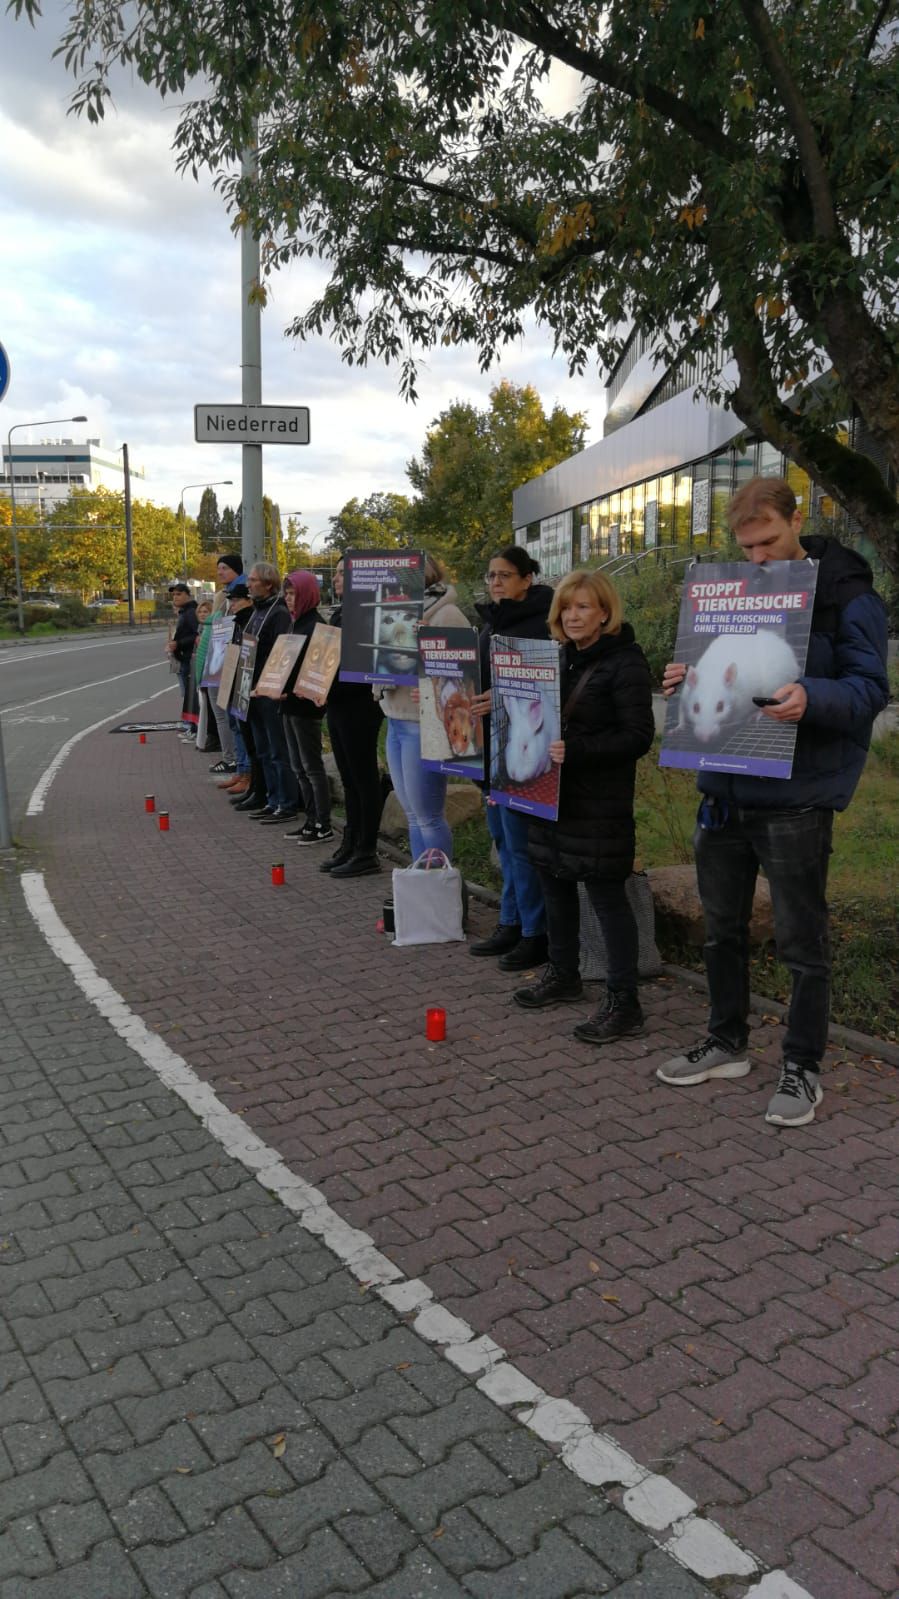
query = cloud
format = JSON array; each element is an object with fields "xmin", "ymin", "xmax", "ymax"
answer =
[{"xmin": 0, "ymin": 4, "xmax": 606, "ymax": 535}]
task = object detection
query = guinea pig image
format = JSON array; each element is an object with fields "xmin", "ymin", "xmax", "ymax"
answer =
[
  {"xmin": 377, "ymin": 610, "xmax": 418, "ymax": 672},
  {"xmin": 437, "ymin": 678, "xmax": 483, "ymax": 758},
  {"xmin": 678, "ymin": 631, "xmax": 800, "ymax": 744},
  {"xmin": 503, "ymin": 693, "xmax": 558, "ymax": 783}
]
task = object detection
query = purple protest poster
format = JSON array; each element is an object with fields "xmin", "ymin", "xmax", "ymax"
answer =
[
  {"xmin": 489, "ymin": 635, "xmax": 561, "ymax": 820},
  {"xmin": 660, "ymin": 559, "xmax": 818, "ymax": 778},
  {"xmin": 338, "ymin": 549, "xmax": 425, "ymax": 686},
  {"xmin": 418, "ymin": 625, "xmax": 484, "ymax": 781}
]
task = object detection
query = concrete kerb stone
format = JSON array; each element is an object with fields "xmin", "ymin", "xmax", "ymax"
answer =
[{"xmin": 19, "ymin": 866, "xmax": 799, "ymax": 1595}]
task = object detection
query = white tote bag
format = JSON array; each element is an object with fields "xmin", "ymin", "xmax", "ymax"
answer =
[{"xmin": 392, "ymin": 849, "xmax": 466, "ymax": 946}]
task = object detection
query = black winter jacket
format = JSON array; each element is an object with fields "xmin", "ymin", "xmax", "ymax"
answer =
[
  {"xmin": 171, "ymin": 600, "xmax": 199, "ymax": 662},
  {"xmin": 243, "ymin": 594, "xmax": 292, "ymax": 685},
  {"xmin": 528, "ymin": 624, "xmax": 655, "ymax": 882}
]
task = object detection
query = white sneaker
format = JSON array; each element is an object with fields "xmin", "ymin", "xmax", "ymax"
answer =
[
  {"xmin": 657, "ymin": 1036, "xmax": 750, "ymax": 1086},
  {"xmin": 765, "ymin": 1063, "xmax": 823, "ymax": 1126}
]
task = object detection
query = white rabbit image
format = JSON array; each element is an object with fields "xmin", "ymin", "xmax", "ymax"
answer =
[
  {"xmin": 678, "ymin": 631, "xmax": 800, "ymax": 744},
  {"xmin": 503, "ymin": 693, "xmax": 558, "ymax": 783},
  {"xmin": 377, "ymin": 610, "xmax": 418, "ymax": 672}
]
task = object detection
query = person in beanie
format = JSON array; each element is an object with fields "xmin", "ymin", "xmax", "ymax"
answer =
[{"xmin": 216, "ymin": 553, "xmax": 244, "ymax": 590}]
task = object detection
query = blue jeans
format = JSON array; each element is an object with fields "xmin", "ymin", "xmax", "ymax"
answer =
[
  {"xmin": 386, "ymin": 716, "xmax": 453, "ymax": 860},
  {"xmin": 486, "ymin": 800, "xmax": 546, "ymax": 937},
  {"xmin": 249, "ymin": 697, "xmax": 298, "ymax": 812},
  {"xmin": 695, "ymin": 805, "xmax": 833, "ymax": 1070},
  {"xmin": 229, "ymin": 713, "xmax": 251, "ymax": 776}
]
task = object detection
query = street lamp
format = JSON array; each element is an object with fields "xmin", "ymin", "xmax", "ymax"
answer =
[
  {"xmin": 6, "ymin": 415, "xmax": 88, "ymax": 633},
  {"xmin": 178, "ymin": 480, "xmax": 233, "ymax": 576}
]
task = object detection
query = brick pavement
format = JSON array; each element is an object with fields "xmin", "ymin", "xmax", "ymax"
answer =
[
  {"xmin": 16, "ymin": 706, "xmax": 899, "ymax": 1597},
  {"xmin": 0, "ymin": 864, "xmax": 719, "ymax": 1599}
]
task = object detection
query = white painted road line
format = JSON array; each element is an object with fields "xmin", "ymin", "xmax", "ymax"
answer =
[{"xmin": 2, "ymin": 660, "xmax": 166, "ymax": 718}]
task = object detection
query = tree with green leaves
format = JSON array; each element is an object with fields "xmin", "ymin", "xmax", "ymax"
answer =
[
  {"xmin": 196, "ymin": 486, "xmax": 222, "ymax": 554},
  {"xmin": 17, "ymin": 0, "xmax": 899, "ymax": 573},
  {"xmin": 406, "ymin": 380, "xmax": 586, "ymax": 579},
  {"xmin": 219, "ymin": 505, "xmax": 239, "ymax": 548},
  {"xmin": 327, "ymin": 491, "xmax": 413, "ymax": 554}
]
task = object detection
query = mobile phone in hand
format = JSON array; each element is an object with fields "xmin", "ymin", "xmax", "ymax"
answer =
[{"xmin": 752, "ymin": 695, "xmax": 783, "ymax": 707}]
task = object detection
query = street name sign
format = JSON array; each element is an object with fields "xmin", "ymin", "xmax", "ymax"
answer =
[{"xmin": 194, "ymin": 403, "xmax": 310, "ymax": 443}]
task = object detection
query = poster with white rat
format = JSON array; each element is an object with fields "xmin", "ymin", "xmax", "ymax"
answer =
[
  {"xmin": 418, "ymin": 625, "xmax": 485, "ymax": 781},
  {"xmin": 660, "ymin": 559, "xmax": 819, "ymax": 778},
  {"xmin": 489, "ymin": 635, "xmax": 562, "ymax": 819},
  {"xmin": 338, "ymin": 549, "xmax": 425, "ymax": 686}
]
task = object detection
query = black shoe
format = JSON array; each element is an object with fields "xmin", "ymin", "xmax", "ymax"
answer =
[
  {"xmin": 573, "ymin": 989, "xmax": 644, "ymax": 1044},
  {"xmin": 258, "ymin": 808, "xmax": 300, "ymax": 824},
  {"xmin": 513, "ymin": 965, "xmax": 583, "ymax": 1009},
  {"xmin": 498, "ymin": 933, "xmax": 549, "ymax": 972},
  {"xmin": 319, "ymin": 837, "xmax": 355, "ymax": 872},
  {"xmin": 469, "ymin": 923, "xmax": 522, "ymax": 958},
  {"xmin": 209, "ymin": 760, "xmax": 236, "ymax": 775},
  {"xmin": 231, "ymin": 792, "xmax": 267, "ymax": 811},
  {"xmin": 247, "ymin": 805, "xmax": 276, "ymax": 818},
  {"xmin": 329, "ymin": 853, "xmax": 381, "ymax": 879}
]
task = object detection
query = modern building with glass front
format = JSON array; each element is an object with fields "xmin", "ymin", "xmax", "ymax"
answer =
[{"xmin": 512, "ymin": 328, "xmax": 873, "ymax": 578}]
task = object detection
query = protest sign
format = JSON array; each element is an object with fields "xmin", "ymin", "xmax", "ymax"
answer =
[
  {"xmin": 489, "ymin": 635, "xmax": 561, "ymax": 820},
  {"xmin": 293, "ymin": 623, "xmax": 341, "ymax": 706},
  {"xmin": 418, "ymin": 625, "xmax": 484, "ymax": 781},
  {"xmin": 338, "ymin": 549, "xmax": 425, "ymax": 685},
  {"xmin": 216, "ymin": 643, "xmax": 241, "ymax": 710},
  {"xmin": 253, "ymin": 635, "xmax": 306, "ymax": 699},
  {"xmin": 231, "ymin": 636, "xmax": 258, "ymax": 722},
  {"xmin": 660, "ymin": 559, "xmax": 818, "ymax": 778},
  {"xmin": 201, "ymin": 617, "xmax": 235, "ymax": 689}
]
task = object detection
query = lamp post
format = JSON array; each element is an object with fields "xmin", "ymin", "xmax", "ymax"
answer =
[
  {"xmin": 6, "ymin": 415, "xmax": 88, "ymax": 634},
  {"xmin": 178, "ymin": 480, "xmax": 233, "ymax": 576}
]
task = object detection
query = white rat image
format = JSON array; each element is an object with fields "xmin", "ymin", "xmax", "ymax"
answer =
[
  {"xmin": 678, "ymin": 631, "xmax": 800, "ymax": 744},
  {"xmin": 503, "ymin": 693, "xmax": 558, "ymax": 782}
]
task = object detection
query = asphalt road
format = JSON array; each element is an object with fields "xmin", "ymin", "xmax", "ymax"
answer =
[{"xmin": 0, "ymin": 631, "xmax": 174, "ymax": 831}]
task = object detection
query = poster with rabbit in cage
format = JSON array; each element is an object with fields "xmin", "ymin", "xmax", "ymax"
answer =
[
  {"xmin": 489, "ymin": 635, "xmax": 561, "ymax": 820},
  {"xmin": 338, "ymin": 549, "xmax": 425, "ymax": 686}
]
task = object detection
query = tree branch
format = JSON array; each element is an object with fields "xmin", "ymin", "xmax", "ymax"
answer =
[{"xmin": 737, "ymin": 0, "xmax": 837, "ymax": 238}]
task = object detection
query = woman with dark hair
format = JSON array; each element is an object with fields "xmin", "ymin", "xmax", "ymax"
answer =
[
  {"xmin": 322, "ymin": 558, "xmax": 386, "ymax": 878},
  {"xmin": 514, "ymin": 568, "xmax": 655, "ymax": 1043},
  {"xmin": 469, "ymin": 546, "xmax": 554, "ymax": 970}
]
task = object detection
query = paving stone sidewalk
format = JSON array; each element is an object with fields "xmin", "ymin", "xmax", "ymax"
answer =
[
  {"xmin": 0, "ymin": 864, "xmax": 718, "ymax": 1599},
  {"xmin": 17, "ymin": 704, "xmax": 899, "ymax": 1598}
]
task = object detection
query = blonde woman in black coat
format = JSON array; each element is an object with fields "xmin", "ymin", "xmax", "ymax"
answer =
[{"xmin": 514, "ymin": 569, "xmax": 655, "ymax": 1043}]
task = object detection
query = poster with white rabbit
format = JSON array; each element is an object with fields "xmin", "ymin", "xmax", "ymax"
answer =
[
  {"xmin": 660, "ymin": 559, "xmax": 818, "ymax": 777},
  {"xmin": 338, "ymin": 549, "xmax": 425, "ymax": 686},
  {"xmin": 489, "ymin": 635, "xmax": 562, "ymax": 819},
  {"xmin": 418, "ymin": 626, "xmax": 485, "ymax": 780}
]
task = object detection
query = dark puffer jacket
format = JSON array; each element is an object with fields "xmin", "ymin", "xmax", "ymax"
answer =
[
  {"xmin": 528, "ymin": 624, "xmax": 655, "ymax": 882},
  {"xmin": 698, "ymin": 535, "xmax": 888, "ymax": 812}
]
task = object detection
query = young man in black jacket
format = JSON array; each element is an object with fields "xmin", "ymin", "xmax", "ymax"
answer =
[{"xmin": 166, "ymin": 583, "xmax": 199, "ymax": 735}]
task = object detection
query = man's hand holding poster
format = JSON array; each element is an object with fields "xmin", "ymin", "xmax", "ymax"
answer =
[
  {"xmin": 489, "ymin": 635, "xmax": 561, "ymax": 820},
  {"xmin": 338, "ymin": 549, "xmax": 425, "ymax": 686},
  {"xmin": 660, "ymin": 559, "xmax": 819, "ymax": 778},
  {"xmin": 418, "ymin": 626, "xmax": 484, "ymax": 781}
]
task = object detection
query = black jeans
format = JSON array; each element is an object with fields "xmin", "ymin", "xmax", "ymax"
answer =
[
  {"xmin": 695, "ymin": 806, "xmax": 833, "ymax": 1070},
  {"xmin": 327, "ymin": 697, "xmax": 384, "ymax": 854},
  {"xmin": 537, "ymin": 869, "xmax": 639, "ymax": 990}
]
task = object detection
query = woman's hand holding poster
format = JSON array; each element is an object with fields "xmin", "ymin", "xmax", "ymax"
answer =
[
  {"xmin": 337, "ymin": 549, "xmax": 425, "ymax": 686},
  {"xmin": 489, "ymin": 635, "xmax": 561, "ymax": 819},
  {"xmin": 660, "ymin": 559, "xmax": 818, "ymax": 778},
  {"xmin": 418, "ymin": 626, "xmax": 484, "ymax": 781}
]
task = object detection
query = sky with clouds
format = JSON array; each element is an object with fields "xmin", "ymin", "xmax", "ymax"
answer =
[{"xmin": 0, "ymin": 4, "xmax": 605, "ymax": 544}]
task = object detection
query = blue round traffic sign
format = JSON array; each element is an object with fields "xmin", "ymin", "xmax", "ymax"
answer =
[{"xmin": 0, "ymin": 342, "xmax": 10, "ymax": 403}]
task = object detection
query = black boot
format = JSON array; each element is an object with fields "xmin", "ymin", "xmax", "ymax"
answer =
[
  {"xmin": 330, "ymin": 852, "xmax": 381, "ymax": 879},
  {"xmin": 513, "ymin": 965, "xmax": 583, "ymax": 1009},
  {"xmin": 469, "ymin": 923, "xmax": 521, "ymax": 958},
  {"xmin": 574, "ymin": 989, "xmax": 644, "ymax": 1044},
  {"xmin": 498, "ymin": 933, "xmax": 549, "ymax": 972},
  {"xmin": 319, "ymin": 834, "xmax": 356, "ymax": 873}
]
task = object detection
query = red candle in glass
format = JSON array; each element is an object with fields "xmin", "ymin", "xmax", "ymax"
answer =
[
  {"xmin": 425, "ymin": 1007, "xmax": 446, "ymax": 1042},
  {"xmin": 158, "ymin": 811, "xmax": 170, "ymax": 832},
  {"xmin": 145, "ymin": 794, "xmax": 155, "ymax": 813},
  {"xmin": 271, "ymin": 863, "xmax": 285, "ymax": 886}
]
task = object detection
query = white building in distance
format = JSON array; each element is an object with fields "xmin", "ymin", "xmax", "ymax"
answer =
[{"xmin": 0, "ymin": 437, "xmax": 146, "ymax": 511}]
